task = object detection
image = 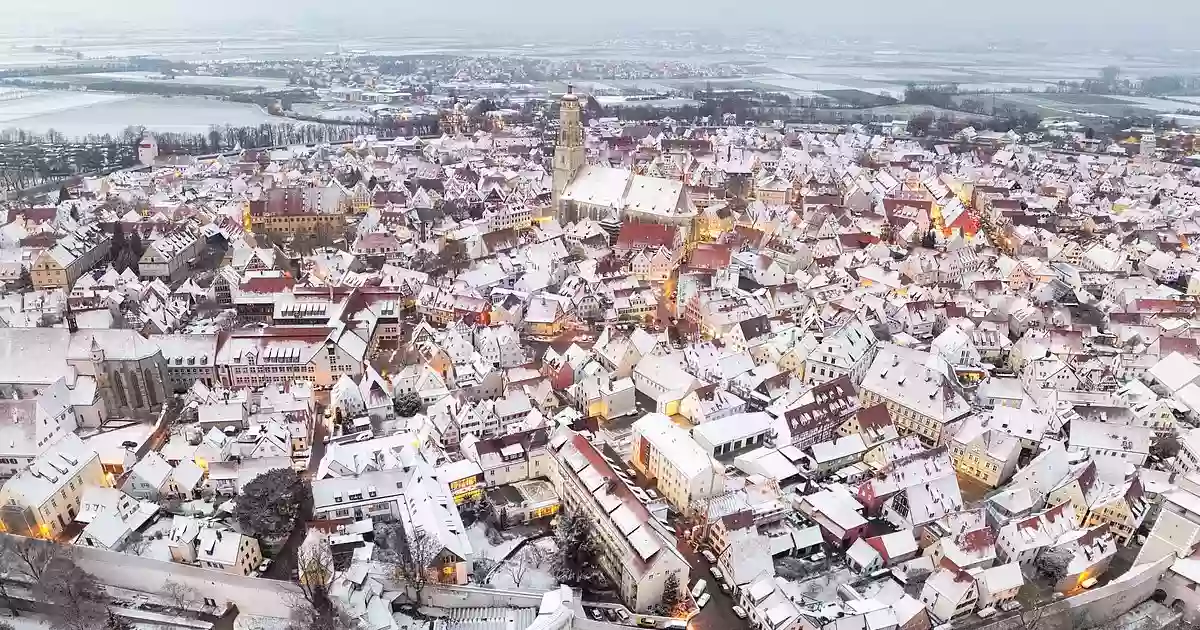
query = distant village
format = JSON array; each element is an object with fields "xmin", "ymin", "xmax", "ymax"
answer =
[{"xmin": 1, "ymin": 84, "xmax": 1200, "ymax": 630}]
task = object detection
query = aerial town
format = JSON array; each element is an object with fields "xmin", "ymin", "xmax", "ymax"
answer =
[{"xmin": 3, "ymin": 74, "xmax": 1200, "ymax": 630}]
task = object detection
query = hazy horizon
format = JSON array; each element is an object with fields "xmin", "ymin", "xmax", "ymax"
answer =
[{"xmin": 4, "ymin": 0, "xmax": 1200, "ymax": 54}]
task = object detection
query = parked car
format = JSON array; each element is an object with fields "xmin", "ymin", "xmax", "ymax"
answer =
[
  {"xmin": 733, "ymin": 606, "xmax": 748, "ymax": 619},
  {"xmin": 710, "ymin": 567, "xmax": 723, "ymax": 581},
  {"xmin": 720, "ymin": 581, "xmax": 731, "ymax": 593},
  {"xmin": 691, "ymin": 579, "xmax": 707, "ymax": 599},
  {"xmin": 589, "ymin": 609, "xmax": 603, "ymax": 620},
  {"xmin": 701, "ymin": 550, "xmax": 717, "ymax": 563},
  {"xmin": 696, "ymin": 593, "xmax": 711, "ymax": 609}
]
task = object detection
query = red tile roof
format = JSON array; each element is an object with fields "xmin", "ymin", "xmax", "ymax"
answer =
[{"xmin": 615, "ymin": 222, "xmax": 678, "ymax": 251}]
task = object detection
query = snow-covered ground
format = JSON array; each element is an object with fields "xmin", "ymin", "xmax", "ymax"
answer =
[
  {"xmin": 0, "ymin": 614, "xmax": 53, "ymax": 630},
  {"xmin": 0, "ymin": 614, "xmax": 177, "ymax": 630},
  {"xmin": 465, "ymin": 523, "xmax": 526, "ymax": 563},
  {"xmin": 81, "ymin": 422, "xmax": 155, "ymax": 468},
  {"xmin": 234, "ymin": 614, "xmax": 294, "ymax": 630},
  {"xmin": 788, "ymin": 567, "xmax": 855, "ymax": 602},
  {"xmin": 486, "ymin": 537, "xmax": 559, "ymax": 591},
  {"xmin": 393, "ymin": 609, "xmax": 427, "ymax": 630},
  {"xmin": 128, "ymin": 516, "xmax": 176, "ymax": 562}
]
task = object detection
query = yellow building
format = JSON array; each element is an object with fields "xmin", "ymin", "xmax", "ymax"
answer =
[
  {"xmin": 439, "ymin": 460, "xmax": 484, "ymax": 505},
  {"xmin": 31, "ymin": 229, "xmax": 113, "ymax": 290},
  {"xmin": 1082, "ymin": 479, "xmax": 1147, "ymax": 547},
  {"xmin": 524, "ymin": 296, "xmax": 566, "ymax": 337},
  {"xmin": 949, "ymin": 428, "xmax": 1021, "ymax": 488},
  {"xmin": 250, "ymin": 212, "xmax": 346, "ymax": 238}
]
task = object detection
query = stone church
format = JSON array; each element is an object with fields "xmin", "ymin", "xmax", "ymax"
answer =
[
  {"xmin": 551, "ymin": 87, "xmax": 697, "ymax": 237},
  {"xmin": 0, "ymin": 327, "xmax": 168, "ymax": 426}
]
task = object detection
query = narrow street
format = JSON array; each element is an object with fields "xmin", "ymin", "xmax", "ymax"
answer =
[
  {"xmin": 675, "ymin": 539, "xmax": 749, "ymax": 630},
  {"xmin": 263, "ymin": 419, "xmax": 328, "ymax": 581}
]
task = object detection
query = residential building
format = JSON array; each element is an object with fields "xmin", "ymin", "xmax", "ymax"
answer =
[
  {"xmin": 631, "ymin": 413, "xmax": 725, "ymax": 511},
  {"xmin": 860, "ymin": 346, "xmax": 971, "ymax": 446},
  {"xmin": 139, "ymin": 229, "xmax": 205, "ymax": 281},
  {"xmin": 691, "ymin": 411, "xmax": 774, "ymax": 459},
  {"xmin": 31, "ymin": 226, "xmax": 112, "ymax": 289},
  {"xmin": 949, "ymin": 422, "xmax": 1022, "ymax": 488},
  {"xmin": 919, "ymin": 560, "xmax": 978, "ymax": 622},
  {"xmin": 0, "ymin": 433, "xmax": 108, "ymax": 537},
  {"xmin": 547, "ymin": 427, "xmax": 690, "ymax": 612},
  {"xmin": 152, "ymin": 333, "xmax": 219, "ymax": 393},
  {"xmin": 804, "ymin": 315, "xmax": 878, "ymax": 386}
]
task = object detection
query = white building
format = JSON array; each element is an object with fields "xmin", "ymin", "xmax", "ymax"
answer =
[
  {"xmin": 0, "ymin": 378, "xmax": 78, "ymax": 480},
  {"xmin": 168, "ymin": 518, "xmax": 263, "ymax": 576},
  {"xmin": 860, "ymin": 346, "xmax": 971, "ymax": 446},
  {"xmin": 1138, "ymin": 474, "xmax": 1200, "ymax": 565},
  {"xmin": 690, "ymin": 411, "xmax": 775, "ymax": 458},
  {"xmin": 547, "ymin": 427, "xmax": 690, "ymax": 612},
  {"xmin": 631, "ymin": 413, "xmax": 724, "ymax": 511},
  {"xmin": 804, "ymin": 315, "xmax": 878, "ymax": 386},
  {"xmin": 311, "ymin": 453, "xmax": 473, "ymax": 584},
  {"xmin": 139, "ymin": 229, "xmax": 205, "ymax": 282},
  {"xmin": 1067, "ymin": 419, "xmax": 1152, "ymax": 484}
]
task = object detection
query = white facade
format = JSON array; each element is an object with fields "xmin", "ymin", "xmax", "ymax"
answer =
[
  {"xmin": 548, "ymin": 428, "xmax": 690, "ymax": 612},
  {"xmin": 631, "ymin": 413, "xmax": 724, "ymax": 511}
]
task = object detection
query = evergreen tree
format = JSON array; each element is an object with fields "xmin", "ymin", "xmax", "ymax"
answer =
[
  {"xmin": 921, "ymin": 230, "xmax": 937, "ymax": 249},
  {"xmin": 128, "ymin": 231, "xmax": 145, "ymax": 258},
  {"xmin": 661, "ymin": 572, "xmax": 681, "ymax": 612},
  {"xmin": 551, "ymin": 508, "xmax": 607, "ymax": 590},
  {"xmin": 111, "ymin": 221, "xmax": 126, "ymax": 258}
]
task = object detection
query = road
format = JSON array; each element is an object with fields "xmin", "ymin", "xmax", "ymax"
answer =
[
  {"xmin": 675, "ymin": 539, "xmax": 749, "ymax": 630},
  {"xmin": 263, "ymin": 418, "xmax": 328, "ymax": 581}
]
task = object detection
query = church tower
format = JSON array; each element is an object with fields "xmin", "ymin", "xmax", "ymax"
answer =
[{"xmin": 552, "ymin": 86, "xmax": 585, "ymax": 219}]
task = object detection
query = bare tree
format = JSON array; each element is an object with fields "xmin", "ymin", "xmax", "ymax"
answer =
[
  {"xmin": 0, "ymin": 576, "xmax": 16, "ymax": 618},
  {"xmin": 505, "ymin": 544, "xmax": 547, "ymax": 589},
  {"xmin": 40, "ymin": 557, "xmax": 110, "ymax": 630},
  {"xmin": 1013, "ymin": 604, "xmax": 1048, "ymax": 630},
  {"xmin": 0, "ymin": 536, "xmax": 66, "ymax": 583},
  {"xmin": 382, "ymin": 522, "xmax": 441, "ymax": 606},
  {"xmin": 287, "ymin": 536, "xmax": 354, "ymax": 630},
  {"xmin": 1034, "ymin": 546, "xmax": 1073, "ymax": 582},
  {"xmin": 161, "ymin": 579, "xmax": 199, "ymax": 611},
  {"xmin": 122, "ymin": 532, "xmax": 150, "ymax": 556}
]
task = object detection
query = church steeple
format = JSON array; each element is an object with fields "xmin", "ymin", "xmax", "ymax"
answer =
[{"xmin": 551, "ymin": 85, "xmax": 586, "ymax": 220}]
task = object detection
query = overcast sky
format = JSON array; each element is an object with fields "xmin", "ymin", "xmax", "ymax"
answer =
[{"xmin": 6, "ymin": 0, "xmax": 1200, "ymax": 50}]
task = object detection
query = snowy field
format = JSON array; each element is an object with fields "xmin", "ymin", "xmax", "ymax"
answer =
[
  {"xmin": 0, "ymin": 89, "xmax": 281, "ymax": 138},
  {"xmin": 72, "ymin": 72, "xmax": 292, "ymax": 90},
  {"xmin": 0, "ymin": 89, "xmax": 134, "ymax": 124},
  {"xmin": 486, "ymin": 537, "xmax": 559, "ymax": 591},
  {"xmin": 465, "ymin": 523, "xmax": 526, "ymax": 563}
]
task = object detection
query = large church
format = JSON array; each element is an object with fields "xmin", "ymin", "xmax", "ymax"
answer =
[{"xmin": 551, "ymin": 87, "xmax": 697, "ymax": 236}]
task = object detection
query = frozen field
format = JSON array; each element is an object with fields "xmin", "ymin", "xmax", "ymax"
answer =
[
  {"xmin": 36, "ymin": 72, "xmax": 292, "ymax": 90},
  {"xmin": 0, "ymin": 90, "xmax": 280, "ymax": 137}
]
